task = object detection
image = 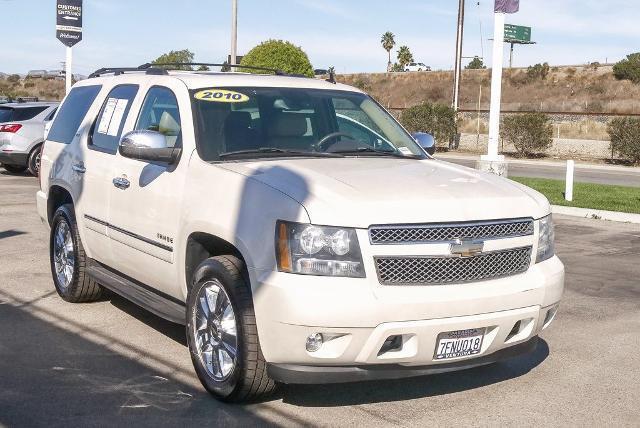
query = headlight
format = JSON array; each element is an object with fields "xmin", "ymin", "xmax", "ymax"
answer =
[
  {"xmin": 536, "ymin": 214, "xmax": 555, "ymax": 263},
  {"xmin": 276, "ymin": 221, "xmax": 365, "ymax": 278}
]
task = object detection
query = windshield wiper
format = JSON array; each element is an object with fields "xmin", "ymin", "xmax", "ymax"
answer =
[
  {"xmin": 328, "ymin": 146, "xmax": 422, "ymax": 159},
  {"xmin": 219, "ymin": 147, "xmax": 343, "ymax": 159}
]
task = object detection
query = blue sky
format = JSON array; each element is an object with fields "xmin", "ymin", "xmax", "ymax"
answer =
[{"xmin": 1, "ymin": 0, "xmax": 639, "ymax": 75}]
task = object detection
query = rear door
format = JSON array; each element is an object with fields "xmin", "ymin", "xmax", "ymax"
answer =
[{"xmin": 107, "ymin": 82, "xmax": 191, "ymax": 299}]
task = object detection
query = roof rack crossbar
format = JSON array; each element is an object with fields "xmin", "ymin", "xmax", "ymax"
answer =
[
  {"xmin": 88, "ymin": 66, "xmax": 168, "ymax": 78},
  {"xmin": 138, "ymin": 62, "xmax": 289, "ymax": 76}
]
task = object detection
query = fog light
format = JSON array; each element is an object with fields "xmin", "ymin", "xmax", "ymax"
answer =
[{"xmin": 306, "ymin": 333, "xmax": 324, "ymax": 352}]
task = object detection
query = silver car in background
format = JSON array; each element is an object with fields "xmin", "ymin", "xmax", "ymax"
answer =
[{"xmin": 0, "ymin": 102, "xmax": 58, "ymax": 175}]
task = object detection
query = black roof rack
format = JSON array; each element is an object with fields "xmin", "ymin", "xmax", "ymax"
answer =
[
  {"xmin": 88, "ymin": 65, "xmax": 168, "ymax": 78},
  {"xmin": 88, "ymin": 63, "xmax": 309, "ymax": 79},
  {"xmin": 138, "ymin": 62, "xmax": 293, "ymax": 76}
]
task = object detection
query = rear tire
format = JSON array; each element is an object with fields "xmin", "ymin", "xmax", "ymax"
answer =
[
  {"xmin": 50, "ymin": 204, "xmax": 103, "ymax": 303},
  {"xmin": 187, "ymin": 256, "xmax": 277, "ymax": 403},
  {"xmin": 27, "ymin": 145, "xmax": 42, "ymax": 176},
  {"xmin": 2, "ymin": 164, "xmax": 27, "ymax": 174}
]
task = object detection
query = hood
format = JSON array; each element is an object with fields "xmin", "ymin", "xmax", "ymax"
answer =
[{"xmin": 221, "ymin": 158, "xmax": 550, "ymax": 228}]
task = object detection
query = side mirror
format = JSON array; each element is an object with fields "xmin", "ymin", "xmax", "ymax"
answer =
[
  {"xmin": 412, "ymin": 132, "xmax": 436, "ymax": 156},
  {"xmin": 119, "ymin": 130, "xmax": 181, "ymax": 165}
]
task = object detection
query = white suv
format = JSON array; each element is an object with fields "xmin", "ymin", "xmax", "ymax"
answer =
[
  {"xmin": 36, "ymin": 65, "xmax": 564, "ymax": 402},
  {"xmin": 0, "ymin": 102, "xmax": 58, "ymax": 175},
  {"xmin": 405, "ymin": 62, "xmax": 431, "ymax": 72}
]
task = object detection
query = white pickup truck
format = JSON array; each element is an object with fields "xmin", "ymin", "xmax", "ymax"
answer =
[{"xmin": 37, "ymin": 65, "xmax": 564, "ymax": 402}]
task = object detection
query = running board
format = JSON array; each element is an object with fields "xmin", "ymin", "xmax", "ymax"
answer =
[{"xmin": 87, "ymin": 259, "xmax": 186, "ymax": 325}]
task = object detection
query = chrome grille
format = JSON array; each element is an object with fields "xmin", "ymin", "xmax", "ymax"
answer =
[
  {"xmin": 375, "ymin": 247, "xmax": 532, "ymax": 285},
  {"xmin": 369, "ymin": 219, "xmax": 534, "ymax": 245}
]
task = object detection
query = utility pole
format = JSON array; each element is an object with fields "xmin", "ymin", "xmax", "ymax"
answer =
[
  {"xmin": 65, "ymin": 47, "xmax": 72, "ymax": 94},
  {"xmin": 230, "ymin": 0, "xmax": 238, "ymax": 70},
  {"xmin": 452, "ymin": 0, "xmax": 465, "ymax": 111}
]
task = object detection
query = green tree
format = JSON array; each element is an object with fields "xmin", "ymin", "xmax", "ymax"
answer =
[
  {"xmin": 240, "ymin": 40, "xmax": 314, "ymax": 77},
  {"xmin": 613, "ymin": 53, "xmax": 640, "ymax": 83},
  {"xmin": 152, "ymin": 49, "xmax": 195, "ymax": 70},
  {"xmin": 196, "ymin": 64, "xmax": 210, "ymax": 71},
  {"xmin": 466, "ymin": 56, "xmax": 486, "ymax": 70},
  {"xmin": 397, "ymin": 46, "xmax": 414, "ymax": 69},
  {"xmin": 381, "ymin": 31, "xmax": 396, "ymax": 72}
]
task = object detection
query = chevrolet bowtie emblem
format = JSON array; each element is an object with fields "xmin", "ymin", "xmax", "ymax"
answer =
[{"xmin": 450, "ymin": 238, "xmax": 484, "ymax": 258}]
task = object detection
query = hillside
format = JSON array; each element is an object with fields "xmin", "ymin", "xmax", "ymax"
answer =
[
  {"xmin": 337, "ymin": 65, "xmax": 640, "ymax": 114},
  {"xmin": 0, "ymin": 77, "xmax": 65, "ymax": 101}
]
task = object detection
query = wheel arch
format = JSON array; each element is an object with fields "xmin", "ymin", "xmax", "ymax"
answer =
[
  {"xmin": 47, "ymin": 185, "xmax": 74, "ymax": 224},
  {"xmin": 184, "ymin": 232, "xmax": 250, "ymax": 293}
]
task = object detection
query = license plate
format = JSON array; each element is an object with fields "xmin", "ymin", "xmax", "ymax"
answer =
[{"xmin": 434, "ymin": 328, "xmax": 485, "ymax": 360}]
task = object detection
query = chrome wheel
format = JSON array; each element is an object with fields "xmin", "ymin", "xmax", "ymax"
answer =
[
  {"xmin": 53, "ymin": 220, "xmax": 74, "ymax": 289},
  {"xmin": 193, "ymin": 279, "xmax": 238, "ymax": 381}
]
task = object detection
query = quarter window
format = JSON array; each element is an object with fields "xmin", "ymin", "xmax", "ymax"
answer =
[
  {"xmin": 135, "ymin": 87, "xmax": 182, "ymax": 148},
  {"xmin": 46, "ymin": 85, "xmax": 102, "ymax": 145},
  {"xmin": 90, "ymin": 85, "xmax": 139, "ymax": 153}
]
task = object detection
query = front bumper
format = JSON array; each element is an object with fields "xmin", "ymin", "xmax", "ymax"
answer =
[
  {"xmin": 268, "ymin": 336, "xmax": 539, "ymax": 384},
  {"xmin": 250, "ymin": 256, "xmax": 564, "ymax": 374}
]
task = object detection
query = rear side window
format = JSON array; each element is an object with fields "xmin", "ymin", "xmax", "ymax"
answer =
[
  {"xmin": 90, "ymin": 85, "xmax": 139, "ymax": 153},
  {"xmin": 0, "ymin": 107, "xmax": 13, "ymax": 123},
  {"xmin": 12, "ymin": 106, "xmax": 48, "ymax": 121},
  {"xmin": 48, "ymin": 85, "xmax": 102, "ymax": 145}
]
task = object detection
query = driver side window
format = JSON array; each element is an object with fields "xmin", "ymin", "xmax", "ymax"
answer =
[{"xmin": 135, "ymin": 87, "xmax": 182, "ymax": 148}]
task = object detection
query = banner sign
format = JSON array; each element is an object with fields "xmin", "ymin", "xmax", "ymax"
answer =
[
  {"xmin": 495, "ymin": 0, "xmax": 520, "ymax": 14},
  {"xmin": 56, "ymin": 0, "xmax": 83, "ymax": 47}
]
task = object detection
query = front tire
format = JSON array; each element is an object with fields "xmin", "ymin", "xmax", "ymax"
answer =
[
  {"xmin": 50, "ymin": 204, "xmax": 102, "ymax": 302},
  {"xmin": 187, "ymin": 256, "xmax": 277, "ymax": 402}
]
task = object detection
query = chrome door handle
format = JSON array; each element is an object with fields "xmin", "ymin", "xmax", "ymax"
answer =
[
  {"xmin": 112, "ymin": 177, "xmax": 130, "ymax": 190},
  {"xmin": 72, "ymin": 163, "xmax": 86, "ymax": 174}
]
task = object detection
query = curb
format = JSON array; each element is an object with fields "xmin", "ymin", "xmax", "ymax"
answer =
[
  {"xmin": 552, "ymin": 205, "xmax": 640, "ymax": 224},
  {"xmin": 437, "ymin": 154, "xmax": 640, "ymax": 174}
]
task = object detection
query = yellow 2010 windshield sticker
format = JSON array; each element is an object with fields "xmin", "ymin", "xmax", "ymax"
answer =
[{"xmin": 194, "ymin": 89, "xmax": 249, "ymax": 103}]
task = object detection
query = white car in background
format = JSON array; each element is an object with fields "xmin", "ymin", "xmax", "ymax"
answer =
[
  {"xmin": 405, "ymin": 62, "xmax": 431, "ymax": 72},
  {"xmin": 0, "ymin": 102, "xmax": 58, "ymax": 175}
]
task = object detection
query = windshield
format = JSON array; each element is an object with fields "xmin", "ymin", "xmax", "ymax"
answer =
[{"xmin": 190, "ymin": 87, "xmax": 426, "ymax": 161}]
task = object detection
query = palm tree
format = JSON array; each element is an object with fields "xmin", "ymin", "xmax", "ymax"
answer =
[
  {"xmin": 397, "ymin": 45, "xmax": 414, "ymax": 70},
  {"xmin": 381, "ymin": 32, "xmax": 396, "ymax": 72}
]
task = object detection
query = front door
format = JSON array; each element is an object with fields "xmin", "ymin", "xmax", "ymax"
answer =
[
  {"xmin": 77, "ymin": 84, "xmax": 140, "ymax": 268},
  {"xmin": 107, "ymin": 83, "xmax": 190, "ymax": 299}
]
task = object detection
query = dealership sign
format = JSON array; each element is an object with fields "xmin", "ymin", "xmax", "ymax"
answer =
[{"xmin": 56, "ymin": 0, "xmax": 83, "ymax": 47}]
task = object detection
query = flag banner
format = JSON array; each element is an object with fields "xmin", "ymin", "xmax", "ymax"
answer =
[{"xmin": 494, "ymin": 0, "xmax": 520, "ymax": 13}]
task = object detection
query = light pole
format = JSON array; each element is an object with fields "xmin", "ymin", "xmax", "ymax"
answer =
[
  {"xmin": 231, "ymin": 0, "xmax": 238, "ymax": 69},
  {"xmin": 452, "ymin": 0, "xmax": 465, "ymax": 111}
]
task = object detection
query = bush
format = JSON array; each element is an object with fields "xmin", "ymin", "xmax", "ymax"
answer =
[
  {"xmin": 399, "ymin": 102, "xmax": 457, "ymax": 145},
  {"xmin": 613, "ymin": 53, "xmax": 640, "ymax": 83},
  {"xmin": 501, "ymin": 113, "xmax": 553, "ymax": 157},
  {"xmin": 240, "ymin": 40, "xmax": 314, "ymax": 77},
  {"xmin": 465, "ymin": 56, "xmax": 486, "ymax": 70},
  {"xmin": 608, "ymin": 117, "xmax": 640, "ymax": 164},
  {"xmin": 526, "ymin": 62, "xmax": 550, "ymax": 81},
  {"xmin": 7, "ymin": 74, "xmax": 20, "ymax": 83}
]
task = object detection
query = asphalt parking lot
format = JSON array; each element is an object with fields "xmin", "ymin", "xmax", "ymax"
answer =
[{"xmin": 0, "ymin": 171, "xmax": 638, "ymax": 427}]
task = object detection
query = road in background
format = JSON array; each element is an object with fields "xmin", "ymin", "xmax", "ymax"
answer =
[
  {"xmin": 0, "ymin": 173, "xmax": 638, "ymax": 426},
  {"xmin": 438, "ymin": 153, "xmax": 640, "ymax": 187}
]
